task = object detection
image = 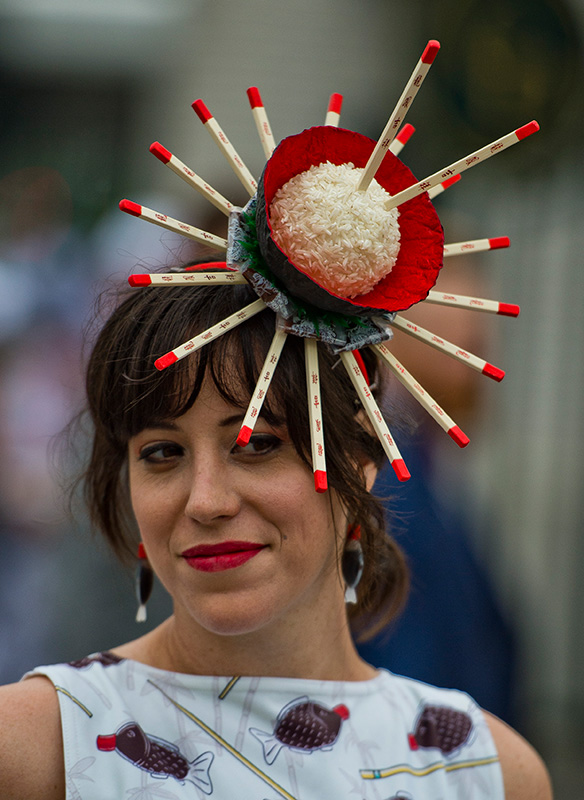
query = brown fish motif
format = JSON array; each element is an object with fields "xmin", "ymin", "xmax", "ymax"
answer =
[
  {"xmin": 68, "ymin": 651, "xmax": 124, "ymax": 669},
  {"xmin": 408, "ymin": 704, "xmax": 472, "ymax": 755},
  {"xmin": 97, "ymin": 722, "xmax": 213, "ymax": 794},
  {"xmin": 250, "ymin": 696, "xmax": 349, "ymax": 764}
]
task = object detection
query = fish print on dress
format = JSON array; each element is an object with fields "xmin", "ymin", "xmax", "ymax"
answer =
[
  {"xmin": 408, "ymin": 704, "xmax": 472, "ymax": 755},
  {"xmin": 249, "ymin": 695, "xmax": 349, "ymax": 764},
  {"xmin": 97, "ymin": 722, "xmax": 214, "ymax": 794},
  {"xmin": 384, "ymin": 794, "xmax": 414, "ymax": 800},
  {"xmin": 68, "ymin": 651, "xmax": 124, "ymax": 669}
]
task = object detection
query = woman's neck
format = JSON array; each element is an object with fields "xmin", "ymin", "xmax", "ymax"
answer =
[{"xmin": 113, "ymin": 610, "xmax": 376, "ymax": 682}]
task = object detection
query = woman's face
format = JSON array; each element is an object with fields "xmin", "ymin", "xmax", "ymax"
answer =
[{"xmin": 128, "ymin": 377, "xmax": 348, "ymax": 640}]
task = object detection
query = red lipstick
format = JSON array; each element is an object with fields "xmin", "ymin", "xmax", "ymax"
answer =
[{"xmin": 181, "ymin": 541, "xmax": 266, "ymax": 573}]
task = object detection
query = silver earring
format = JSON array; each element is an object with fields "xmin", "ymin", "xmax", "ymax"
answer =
[
  {"xmin": 135, "ymin": 543, "xmax": 154, "ymax": 622},
  {"xmin": 343, "ymin": 524, "xmax": 363, "ymax": 604}
]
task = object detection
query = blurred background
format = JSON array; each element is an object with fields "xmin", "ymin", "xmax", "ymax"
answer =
[{"xmin": 0, "ymin": 0, "xmax": 582, "ymax": 794}]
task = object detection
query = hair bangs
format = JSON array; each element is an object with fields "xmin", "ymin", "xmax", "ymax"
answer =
[{"xmin": 90, "ymin": 283, "xmax": 290, "ymax": 448}]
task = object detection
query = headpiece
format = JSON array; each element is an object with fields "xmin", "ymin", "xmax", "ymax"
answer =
[{"xmin": 119, "ymin": 40, "xmax": 538, "ymax": 492}]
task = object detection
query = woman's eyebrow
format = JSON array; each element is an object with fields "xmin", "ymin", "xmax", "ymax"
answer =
[
  {"xmin": 141, "ymin": 420, "xmax": 180, "ymax": 432},
  {"xmin": 218, "ymin": 412, "xmax": 286, "ymax": 429},
  {"xmin": 139, "ymin": 414, "xmax": 246, "ymax": 432},
  {"xmin": 218, "ymin": 413, "xmax": 246, "ymax": 429}
]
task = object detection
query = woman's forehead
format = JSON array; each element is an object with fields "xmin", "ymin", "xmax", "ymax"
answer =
[
  {"xmin": 126, "ymin": 357, "xmax": 286, "ymax": 439},
  {"xmin": 171, "ymin": 377, "xmax": 248, "ymax": 424}
]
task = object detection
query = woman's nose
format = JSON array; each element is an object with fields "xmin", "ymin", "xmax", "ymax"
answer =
[{"xmin": 184, "ymin": 460, "xmax": 242, "ymax": 524}]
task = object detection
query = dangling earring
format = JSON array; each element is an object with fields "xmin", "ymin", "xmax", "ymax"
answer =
[
  {"xmin": 342, "ymin": 524, "xmax": 363, "ymax": 605},
  {"xmin": 135, "ymin": 542, "xmax": 154, "ymax": 623}
]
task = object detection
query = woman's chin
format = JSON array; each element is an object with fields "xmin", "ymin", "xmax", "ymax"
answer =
[{"xmin": 179, "ymin": 592, "xmax": 284, "ymax": 639}]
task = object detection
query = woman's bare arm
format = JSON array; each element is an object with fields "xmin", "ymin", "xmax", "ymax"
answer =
[
  {"xmin": 0, "ymin": 678, "xmax": 65, "ymax": 800},
  {"xmin": 484, "ymin": 711, "xmax": 553, "ymax": 800}
]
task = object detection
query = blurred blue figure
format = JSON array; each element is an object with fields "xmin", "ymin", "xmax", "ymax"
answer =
[{"xmin": 358, "ymin": 438, "xmax": 517, "ymax": 725}]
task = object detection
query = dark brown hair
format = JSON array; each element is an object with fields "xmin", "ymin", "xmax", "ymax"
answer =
[{"xmin": 83, "ymin": 279, "xmax": 408, "ymax": 640}]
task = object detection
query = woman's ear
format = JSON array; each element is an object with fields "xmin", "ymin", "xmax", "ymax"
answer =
[
  {"xmin": 362, "ymin": 459, "xmax": 378, "ymax": 492},
  {"xmin": 354, "ymin": 409, "xmax": 379, "ymax": 491}
]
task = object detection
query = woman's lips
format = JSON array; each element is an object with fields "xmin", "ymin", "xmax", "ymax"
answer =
[{"xmin": 181, "ymin": 541, "xmax": 266, "ymax": 573}]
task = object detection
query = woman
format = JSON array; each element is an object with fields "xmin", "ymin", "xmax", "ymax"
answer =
[{"xmin": 0, "ymin": 279, "xmax": 551, "ymax": 798}]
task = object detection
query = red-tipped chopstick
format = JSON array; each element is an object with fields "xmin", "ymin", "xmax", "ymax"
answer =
[{"xmin": 192, "ymin": 99, "xmax": 258, "ymax": 196}]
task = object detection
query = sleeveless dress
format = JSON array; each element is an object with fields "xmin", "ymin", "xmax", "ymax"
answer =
[{"xmin": 26, "ymin": 653, "xmax": 505, "ymax": 799}]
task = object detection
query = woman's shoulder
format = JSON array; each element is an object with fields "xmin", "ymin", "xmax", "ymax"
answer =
[
  {"xmin": 0, "ymin": 677, "xmax": 65, "ymax": 800},
  {"xmin": 484, "ymin": 711, "xmax": 553, "ymax": 800},
  {"xmin": 376, "ymin": 667, "xmax": 486, "ymax": 711}
]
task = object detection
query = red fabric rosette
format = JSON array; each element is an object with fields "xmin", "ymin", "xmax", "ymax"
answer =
[{"xmin": 255, "ymin": 126, "xmax": 444, "ymax": 316}]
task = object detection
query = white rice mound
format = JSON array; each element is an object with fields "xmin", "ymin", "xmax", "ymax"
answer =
[{"xmin": 269, "ymin": 161, "xmax": 400, "ymax": 298}]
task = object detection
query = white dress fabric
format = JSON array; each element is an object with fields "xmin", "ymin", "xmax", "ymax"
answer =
[{"xmin": 26, "ymin": 653, "xmax": 505, "ymax": 799}]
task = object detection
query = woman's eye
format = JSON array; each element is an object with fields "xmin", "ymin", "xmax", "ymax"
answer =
[
  {"xmin": 138, "ymin": 442, "xmax": 184, "ymax": 464},
  {"xmin": 232, "ymin": 433, "xmax": 282, "ymax": 457}
]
